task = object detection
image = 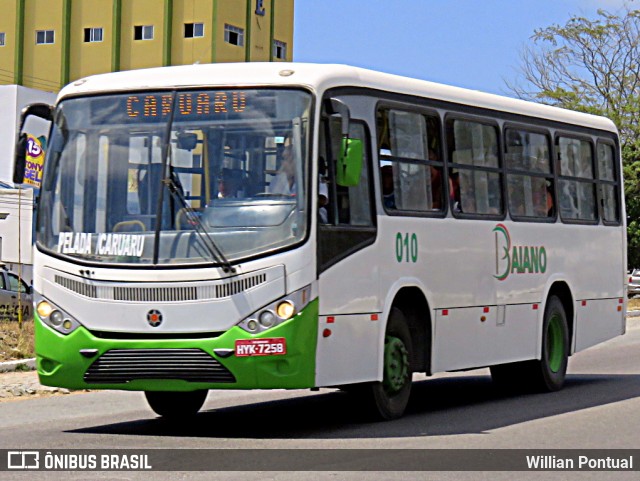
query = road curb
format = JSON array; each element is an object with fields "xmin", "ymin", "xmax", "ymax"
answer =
[
  {"xmin": 628, "ymin": 310, "xmax": 640, "ymax": 318},
  {"xmin": 0, "ymin": 358, "xmax": 36, "ymax": 373}
]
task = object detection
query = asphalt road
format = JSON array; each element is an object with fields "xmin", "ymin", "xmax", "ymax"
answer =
[{"xmin": 1, "ymin": 318, "xmax": 639, "ymax": 480}]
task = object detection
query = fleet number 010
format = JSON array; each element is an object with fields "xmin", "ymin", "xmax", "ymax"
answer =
[{"xmin": 396, "ymin": 232, "xmax": 418, "ymax": 263}]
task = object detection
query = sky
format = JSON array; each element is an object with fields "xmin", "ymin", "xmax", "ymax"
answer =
[{"xmin": 293, "ymin": 0, "xmax": 635, "ymax": 96}]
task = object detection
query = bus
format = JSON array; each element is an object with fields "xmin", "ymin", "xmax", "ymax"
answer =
[{"xmin": 14, "ymin": 63, "xmax": 626, "ymax": 420}]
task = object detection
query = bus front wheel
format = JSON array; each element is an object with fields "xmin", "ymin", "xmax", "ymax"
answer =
[
  {"xmin": 145, "ymin": 390, "xmax": 208, "ymax": 418},
  {"xmin": 366, "ymin": 307, "xmax": 413, "ymax": 420}
]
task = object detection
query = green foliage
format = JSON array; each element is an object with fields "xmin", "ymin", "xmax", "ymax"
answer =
[{"xmin": 510, "ymin": 6, "xmax": 640, "ymax": 267}]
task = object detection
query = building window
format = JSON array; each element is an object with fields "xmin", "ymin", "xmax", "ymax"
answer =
[
  {"xmin": 134, "ymin": 25, "xmax": 154, "ymax": 41},
  {"xmin": 184, "ymin": 23, "xmax": 204, "ymax": 38},
  {"xmin": 36, "ymin": 30, "xmax": 55, "ymax": 45},
  {"xmin": 84, "ymin": 27, "xmax": 103, "ymax": 43},
  {"xmin": 273, "ymin": 40, "xmax": 287, "ymax": 60},
  {"xmin": 0, "ymin": 33, "xmax": 5, "ymax": 47},
  {"xmin": 224, "ymin": 24, "xmax": 244, "ymax": 46}
]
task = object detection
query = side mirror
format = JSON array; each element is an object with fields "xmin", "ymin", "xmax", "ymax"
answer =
[
  {"xmin": 336, "ymin": 138, "xmax": 363, "ymax": 187},
  {"xmin": 329, "ymin": 98, "xmax": 350, "ymax": 137},
  {"xmin": 18, "ymin": 103, "xmax": 53, "ymax": 131},
  {"xmin": 177, "ymin": 132, "xmax": 198, "ymax": 151},
  {"xmin": 13, "ymin": 133, "xmax": 28, "ymax": 184}
]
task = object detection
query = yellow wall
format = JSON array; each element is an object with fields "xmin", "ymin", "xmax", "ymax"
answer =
[
  {"xmin": 69, "ymin": 0, "xmax": 114, "ymax": 82},
  {"xmin": 23, "ymin": 0, "xmax": 65, "ymax": 91},
  {"xmin": 249, "ymin": 0, "xmax": 272, "ymax": 61},
  {"xmin": 273, "ymin": 0, "xmax": 294, "ymax": 61},
  {"xmin": 172, "ymin": 0, "xmax": 214, "ymax": 66},
  {"xmin": 120, "ymin": 0, "xmax": 165, "ymax": 71},
  {"xmin": 0, "ymin": 0, "xmax": 18, "ymax": 85},
  {"xmin": 216, "ymin": 0, "xmax": 247, "ymax": 63},
  {"xmin": 2, "ymin": 0, "xmax": 294, "ymax": 91}
]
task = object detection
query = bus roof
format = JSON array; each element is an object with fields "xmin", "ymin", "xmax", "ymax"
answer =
[{"xmin": 59, "ymin": 62, "xmax": 618, "ymax": 133}]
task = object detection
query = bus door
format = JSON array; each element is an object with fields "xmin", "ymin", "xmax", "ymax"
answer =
[{"xmin": 316, "ymin": 98, "xmax": 381, "ymax": 386}]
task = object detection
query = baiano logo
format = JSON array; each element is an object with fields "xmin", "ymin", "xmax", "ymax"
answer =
[{"xmin": 493, "ymin": 223, "xmax": 547, "ymax": 281}]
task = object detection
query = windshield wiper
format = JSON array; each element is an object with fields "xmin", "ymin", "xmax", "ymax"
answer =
[
  {"xmin": 163, "ymin": 169, "xmax": 236, "ymax": 273},
  {"xmin": 152, "ymin": 91, "xmax": 234, "ymax": 273}
]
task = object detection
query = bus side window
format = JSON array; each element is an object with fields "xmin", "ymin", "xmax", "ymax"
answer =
[
  {"xmin": 597, "ymin": 142, "xmax": 620, "ymax": 223},
  {"xmin": 322, "ymin": 118, "xmax": 372, "ymax": 227},
  {"xmin": 318, "ymin": 112, "xmax": 375, "ymax": 272},
  {"xmin": 376, "ymin": 108, "xmax": 444, "ymax": 213},
  {"xmin": 446, "ymin": 119, "xmax": 502, "ymax": 216},
  {"xmin": 505, "ymin": 128, "xmax": 554, "ymax": 220},
  {"xmin": 557, "ymin": 136, "xmax": 596, "ymax": 222}
]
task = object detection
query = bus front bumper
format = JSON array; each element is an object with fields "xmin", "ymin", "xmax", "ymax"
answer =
[{"xmin": 34, "ymin": 299, "xmax": 318, "ymax": 391}]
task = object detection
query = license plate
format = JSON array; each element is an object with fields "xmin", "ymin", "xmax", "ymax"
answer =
[{"xmin": 235, "ymin": 338, "xmax": 287, "ymax": 357}]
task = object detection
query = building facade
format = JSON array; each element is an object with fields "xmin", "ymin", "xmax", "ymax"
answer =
[{"xmin": 0, "ymin": 0, "xmax": 294, "ymax": 92}]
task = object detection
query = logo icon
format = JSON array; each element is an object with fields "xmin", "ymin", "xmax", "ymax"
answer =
[
  {"xmin": 493, "ymin": 223, "xmax": 547, "ymax": 281},
  {"xmin": 7, "ymin": 451, "xmax": 39, "ymax": 469},
  {"xmin": 146, "ymin": 310, "xmax": 163, "ymax": 327}
]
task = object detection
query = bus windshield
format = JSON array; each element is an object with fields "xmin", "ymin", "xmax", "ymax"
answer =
[{"xmin": 37, "ymin": 88, "xmax": 312, "ymax": 266}]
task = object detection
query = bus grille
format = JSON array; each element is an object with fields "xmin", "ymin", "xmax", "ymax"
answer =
[
  {"xmin": 113, "ymin": 286, "xmax": 198, "ymax": 302},
  {"xmin": 54, "ymin": 273, "xmax": 267, "ymax": 301},
  {"xmin": 54, "ymin": 276, "xmax": 98, "ymax": 298},
  {"xmin": 83, "ymin": 348, "xmax": 236, "ymax": 384}
]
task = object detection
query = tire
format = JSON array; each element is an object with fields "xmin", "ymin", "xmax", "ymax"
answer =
[
  {"xmin": 534, "ymin": 295, "xmax": 569, "ymax": 391},
  {"xmin": 490, "ymin": 295, "xmax": 569, "ymax": 392},
  {"xmin": 362, "ymin": 307, "xmax": 413, "ymax": 420},
  {"xmin": 145, "ymin": 390, "xmax": 208, "ymax": 419}
]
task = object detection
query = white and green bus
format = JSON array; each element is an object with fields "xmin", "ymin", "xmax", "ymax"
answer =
[{"xmin": 15, "ymin": 63, "xmax": 626, "ymax": 420}]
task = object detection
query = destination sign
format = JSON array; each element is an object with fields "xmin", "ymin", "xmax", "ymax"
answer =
[
  {"xmin": 89, "ymin": 90, "xmax": 254, "ymax": 125},
  {"xmin": 126, "ymin": 91, "xmax": 247, "ymax": 119}
]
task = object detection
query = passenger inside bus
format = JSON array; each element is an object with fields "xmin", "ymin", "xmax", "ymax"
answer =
[
  {"xmin": 449, "ymin": 170, "xmax": 461, "ymax": 213},
  {"xmin": 217, "ymin": 168, "xmax": 242, "ymax": 198},
  {"xmin": 269, "ymin": 136, "xmax": 296, "ymax": 195},
  {"xmin": 546, "ymin": 182, "xmax": 555, "ymax": 217},
  {"xmin": 381, "ymin": 165, "xmax": 395, "ymax": 209},
  {"xmin": 318, "ymin": 181, "xmax": 329, "ymax": 223},
  {"xmin": 428, "ymin": 148, "xmax": 445, "ymax": 210}
]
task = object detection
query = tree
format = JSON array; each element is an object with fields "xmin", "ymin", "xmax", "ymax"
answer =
[{"xmin": 508, "ymin": 6, "xmax": 640, "ymax": 267}]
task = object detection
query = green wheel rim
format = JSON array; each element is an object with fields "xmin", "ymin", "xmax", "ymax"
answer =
[
  {"xmin": 383, "ymin": 335, "xmax": 409, "ymax": 393},
  {"xmin": 547, "ymin": 314, "xmax": 564, "ymax": 373}
]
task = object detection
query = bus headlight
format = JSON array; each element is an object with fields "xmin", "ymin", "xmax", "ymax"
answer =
[
  {"xmin": 49, "ymin": 310, "xmax": 64, "ymax": 327},
  {"xmin": 237, "ymin": 285, "xmax": 312, "ymax": 334},
  {"xmin": 37, "ymin": 301, "xmax": 54, "ymax": 318},
  {"xmin": 276, "ymin": 301, "xmax": 295, "ymax": 320},
  {"xmin": 259, "ymin": 310, "xmax": 277, "ymax": 328},
  {"xmin": 34, "ymin": 293, "xmax": 82, "ymax": 335}
]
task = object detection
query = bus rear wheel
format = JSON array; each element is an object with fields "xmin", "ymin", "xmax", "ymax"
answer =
[
  {"xmin": 365, "ymin": 308, "xmax": 413, "ymax": 420},
  {"xmin": 534, "ymin": 295, "xmax": 569, "ymax": 391},
  {"xmin": 145, "ymin": 390, "xmax": 208, "ymax": 418},
  {"xmin": 490, "ymin": 295, "xmax": 569, "ymax": 392}
]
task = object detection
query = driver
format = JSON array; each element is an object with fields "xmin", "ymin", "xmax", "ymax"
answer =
[{"xmin": 268, "ymin": 136, "xmax": 296, "ymax": 195}]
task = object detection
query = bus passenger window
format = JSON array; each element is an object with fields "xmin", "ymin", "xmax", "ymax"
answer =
[
  {"xmin": 322, "ymin": 118, "xmax": 372, "ymax": 227},
  {"xmin": 505, "ymin": 129, "xmax": 554, "ymax": 220},
  {"xmin": 597, "ymin": 142, "xmax": 620, "ymax": 223},
  {"xmin": 557, "ymin": 137, "xmax": 596, "ymax": 221},
  {"xmin": 446, "ymin": 119, "xmax": 502, "ymax": 216},
  {"xmin": 376, "ymin": 108, "xmax": 444, "ymax": 213}
]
